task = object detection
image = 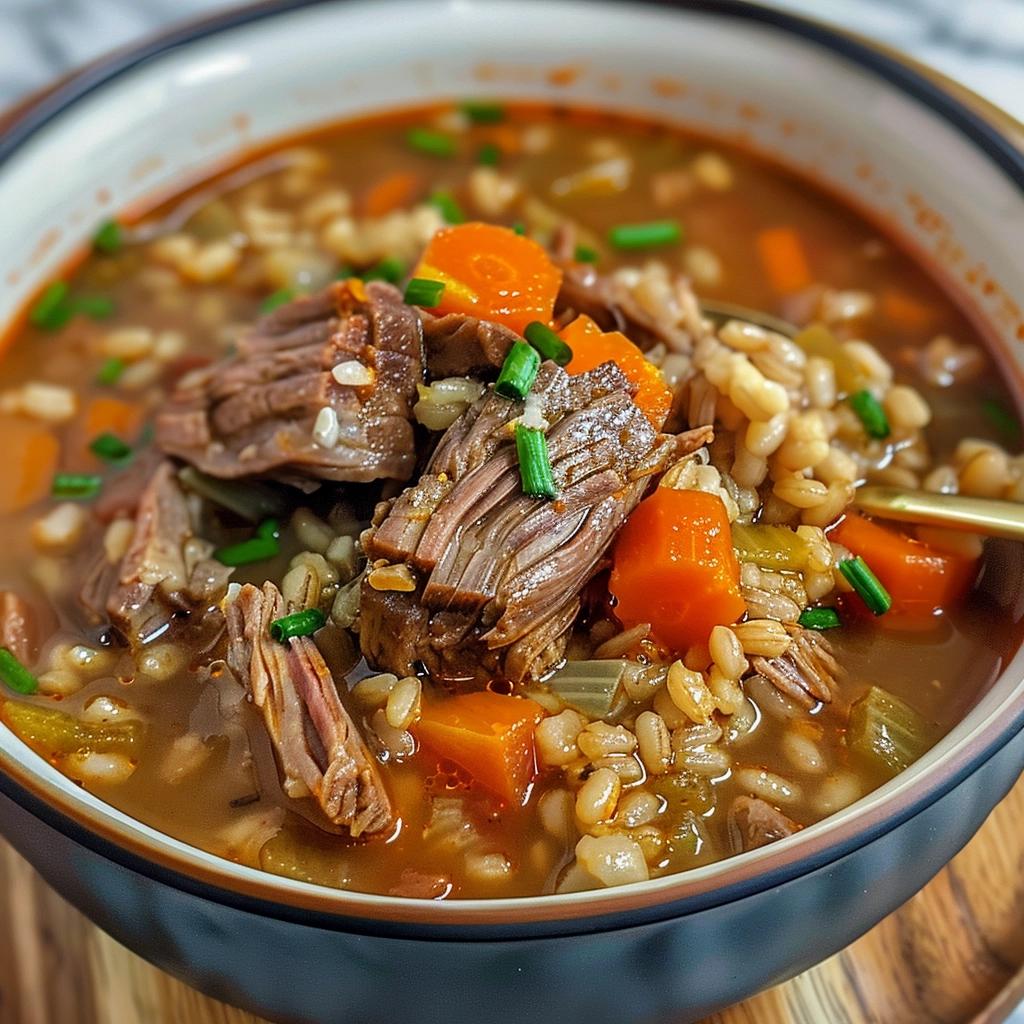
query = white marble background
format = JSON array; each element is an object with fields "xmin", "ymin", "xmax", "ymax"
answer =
[{"xmin": 1, "ymin": 0, "xmax": 1024, "ymax": 118}]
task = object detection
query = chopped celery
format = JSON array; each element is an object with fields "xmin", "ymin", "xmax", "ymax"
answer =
[
  {"xmin": 848, "ymin": 686, "xmax": 931, "ymax": 777},
  {"xmin": 1, "ymin": 700, "xmax": 142, "ymax": 757},
  {"xmin": 650, "ymin": 771, "xmax": 714, "ymax": 817},
  {"xmin": 547, "ymin": 659, "xmax": 626, "ymax": 717},
  {"xmin": 793, "ymin": 323, "xmax": 870, "ymax": 395},
  {"xmin": 179, "ymin": 466, "xmax": 287, "ymax": 522},
  {"xmin": 731, "ymin": 523, "xmax": 811, "ymax": 572}
]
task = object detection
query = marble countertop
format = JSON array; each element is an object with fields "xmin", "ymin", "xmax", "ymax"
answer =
[{"xmin": 1, "ymin": 0, "xmax": 1024, "ymax": 121}]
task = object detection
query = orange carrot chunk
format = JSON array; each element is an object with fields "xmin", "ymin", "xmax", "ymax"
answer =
[
  {"xmin": 413, "ymin": 222, "xmax": 562, "ymax": 334},
  {"xmin": 561, "ymin": 314, "xmax": 672, "ymax": 428},
  {"xmin": 362, "ymin": 171, "xmax": 420, "ymax": 218},
  {"xmin": 756, "ymin": 226, "xmax": 812, "ymax": 294},
  {"xmin": 0, "ymin": 416, "xmax": 60, "ymax": 513},
  {"xmin": 609, "ymin": 488, "xmax": 745, "ymax": 653},
  {"xmin": 414, "ymin": 691, "xmax": 546, "ymax": 805},
  {"xmin": 831, "ymin": 511, "xmax": 978, "ymax": 628}
]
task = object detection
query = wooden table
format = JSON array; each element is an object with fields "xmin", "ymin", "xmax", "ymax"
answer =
[{"xmin": 2, "ymin": 776, "xmax": 1023, "ymax": 1024}]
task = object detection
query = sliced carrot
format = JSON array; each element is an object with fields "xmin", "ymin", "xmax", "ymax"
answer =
[
  {"xmin": 362, "ymin": 171, "xmax": 420, "ymax": 218},
  {"xmin": 880, "ymin": 288, "xmax": 934, "ymax": 333},
  {"xmin": 0, "ymin": 416, "xmax": 60, "ymax": 513},
  {"xmin": 413, "ymin": 222, "xmax": 562, "ymax": 334},
  {"xmin": 414, "ymin": 691, "xmax": 546, "ymax": 805},
  {"xmin": 561, "ymin": 314, "xmax": 672, "ymax": 428},
  {"xmin": 756, "ymin": 226, "xmax": 812, "ymax": 294},
  {"xmin": 830, "ymin": 511, "xmax": 978, "ymax": 629},
  {"xmin": 609, "ymin": 488, "xmax": 745, "ymax": 653}
]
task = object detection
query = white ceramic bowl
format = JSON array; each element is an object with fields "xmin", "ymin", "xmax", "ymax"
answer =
[{"xmin": 1, "ymin": 4, "xmax": 1023, "ymax": 1022}]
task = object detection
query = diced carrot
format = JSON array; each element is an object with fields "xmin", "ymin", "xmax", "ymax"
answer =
[
  {"xmin": 413, "ymin": 222, "xmax": 563, "ymax": 334},
  {"xmin": 362, "ymin": 171, "xmax": 420, "ymax": 218},
  {"xmin": 561, "ymin": 314, "xmax": 672, "ymax": 428},
  {"xmin": 830, "ymin": 511, "xmax": 978, "ymax": 629},
  {"xmin": 414, "ymin": 691, "xmax": 546, "ymax": 805},
  {"xmin": 83, "ymin": 397, "xmax": 144, "ymax": 443},
  {"xmin": 880, "ymin": 288, "xmax": 934, "ymax": 333},
  {"xmin": 756, "ymin": 226, "xmax": 812, "ymax": 294},
  {"xmin": 0, "ymin": 416, "xmax": 60, "ymax": 513},
  {"xmin": 609, "ymin": 488, "xmax": 745, "ymax": 653}
]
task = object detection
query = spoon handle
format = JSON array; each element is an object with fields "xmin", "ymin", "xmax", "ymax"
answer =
[{"xmin": 853, "ymin": 486, "xmax": 1024, "ymax": 541}]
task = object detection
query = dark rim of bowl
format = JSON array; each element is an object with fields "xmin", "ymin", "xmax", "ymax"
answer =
[{"xmin": 1, "ymin": 0, "xmax": 1024, "ymax": 940}]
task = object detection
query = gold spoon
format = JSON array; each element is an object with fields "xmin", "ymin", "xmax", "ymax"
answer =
[{"xmin": 699, "ymin": 300, "xmax": 1024, "ymax": 542}]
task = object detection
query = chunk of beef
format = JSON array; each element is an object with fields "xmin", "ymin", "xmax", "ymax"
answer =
[
  {"xmin": 81, "ymin": 461, "xmax": 232, "ymax": 646},
  {"xmin": 360, "ymin": 360, "xmax": 713, "ymax": 684},
  {"xmin": 0, "ymin": 592, "xmax": 37, "ymax": 663},
  {"xmin": 751, "ymin": 624, "xmax": 840, "ymax": 708},
  {"xmin": 420, "ymin": 311, "xmax": 519, "ymax": 378},
  {"xmin": 728, "ymin": 796, "xmax": 801, "ymax": 852},
  {"xmin": 225, "ymin": 582, "xmax": 393, "ymax": 837},
  {"xmin": 156, "ymin": 280, "xmax": 423, "ymax": 484}
]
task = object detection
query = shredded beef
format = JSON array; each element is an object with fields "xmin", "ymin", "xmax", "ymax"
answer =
[
  {"xmin": 225, "ymin": 582, "xmax": 393, "ymax": 837},
  {"xmin": 156, "ymin": 280, "xmax": 423, "ymax": 484},
  {"xmin": 728, "ymin": 796, "xmax": 801, "ymax": 852},
  {"xmin": 0, "ymin": 592, "xmax": 38, "ymax": 663},
  {"xmin": 751, "ymin": 624, "xmax": 841, "ymax": 708},
  {"xmin": 360, "ymin": 360, "xmax": 712, "ymax": 684},
  {"xmin": 419, "ymin": 311, "xmax": 519, "ymax": 379}
]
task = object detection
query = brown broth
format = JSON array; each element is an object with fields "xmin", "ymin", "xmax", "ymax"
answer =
[{"xmin": 1, "ymin": 103, "xmax": 1021, "ymax": 898}]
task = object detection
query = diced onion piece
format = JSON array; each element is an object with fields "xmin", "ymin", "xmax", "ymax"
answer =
[
  {"xmin": 331, "ymin": 361, "xmax": 375, "ymax": 387},
  {"xmin": 312, "ymin": 406, "xmax": 340, "ymax": 448}
]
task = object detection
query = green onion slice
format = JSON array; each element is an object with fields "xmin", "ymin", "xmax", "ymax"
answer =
[
  {"xmin": 52, "ymin": 473, "xmax": 102, "ymax": 500},
  {"xmin": 574, "ymin": 244, "xmax": 599, "ymax": 264},
  {"xmin": 0, "ymin": 647, "xmax": 38, "ymax": 695},
  {"xmin": 257, "ymin": 518, "xmax": 281, "ymax": 540},
  {"xmin": 460, "ymin": 100, "xmax": 505, "ymax": 124},
  {"xmin": 430, "ymin": 190, "xmax": 464, "ymax": 225},
  {"xmin": 495, "ymin": 341, "xmax": 541, "ymax": 400},
  {"xmin": 848, "ymin": 390, "xmax": 890, "ymax": 440},
  {"xmin": 270, "ymin": 608, "xmax": 327, "ymax": 643},
  {"xmin": 838, "ymin": 556, "xmax": 891, "ymax": 616},
  {"xmin": 261, "ymin": 288, "xmax": 295, "ymax": 313},
  {"xmin": 407, "ymin": 128, "xmax": 456, "ymax": 158},
  {"xmin": 477, "ymin": 142, "xmax": 501, "ymax": 166},
  {"xmin": 511, "ymin": 221, "xmax": 525, "ymax": 236},
  {"xmin": 797, "ymin": 607, "xmax": 841, "ymax": 631},
  {"xmin": 29, "ymin": 282, "xmax": 72, "ymax": 330},
  {"xmin": 89, "ymin": 433, "xmax": 133, "ymax": 465},
  {"xmin": 515, "ymin": 424, "xmax": 557, "ymax": 499},
  {"xmin": 404, "ymin": 278, "xmax": 446, "ymax": 308},
  {"xmin": 96, "ymin": 357, "xmax": 126, "ymax": 386},
  {"xmin": 74, "ymin": 295, "xmax": 116, "ymax": 320},
  {"xmin": 524, "ymin": 321, "xmax": 573, "ymax": 367},
  {"xmin": 213, "ymin": 536, "xmax": 279, "ymax": 567},
  {"xmin": 608, "ymin": 219, "xmax": 682, "ymax": 250},
  {"xmin": 362, "ymin": 257, "xmax": 405, "ymax": 284},
  {"xmin": 92, "ymin": 219, "xmax": 123, "ymax": 256},
  {"xmin": 981, "ymin": 397, "xmax": 1021, "ymax": 441}
]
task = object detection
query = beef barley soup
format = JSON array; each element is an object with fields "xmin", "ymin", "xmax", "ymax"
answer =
[{"xmin": 0, "ymin": 103, "xmax": 1020, "ymax": 898}]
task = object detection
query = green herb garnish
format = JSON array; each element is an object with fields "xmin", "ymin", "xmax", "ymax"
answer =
[
  {"xmin": 52, "ymin": 473, "xmax": 103, "ymax": 500},
  {"xmin": 848, "ymin": 390, "xmax": 890, "ymax": 440},
  {"xmin": 270, "ymin": 608, "xmax": 327, "ymax": 643},
  {"xmin": 608, "ymin": 219, "xmax": 682, "ymax": 250},
  {"xmin": 574, "ymin": 244, "xmax": 599, "ymax": 264},
  {"xmin": 430, "ymin": 190, "xmax": 464, "ymax": 225},
  {"xmin": 407, "ymin": 128, "xmax": 456, "ymax": 158},
  {"xmin": 515, "ymin": 424, "xmax": 557, "ymax": 499},
  {"xmin": 798, "ymin": 607, "xmax": 842, "ymax": 631},
  {"xmin": 362, "ymin": 257, "xmax": 405, "ymax": 284},
  {"xmin": 403, "ymin": 278, "xmax": 446, "ymax": 308},
  {"xmin": 0, "ymin": 648, "xmax": 38, "ymax": 695},
  {"xmin": 838, "ymin": 556, "xmax": 891, "ymax": 616},
  {"xmin": 495, "ymin": 341, "xmax": 541, "ymax": 401},
  {"xmin": 89, "ymin": 433, "xmax": 133, "ymax": 465},
  {"xmin": 477, "ymin": 142, "xmax": 501, "ymax": 166},
  {"xmin": 96, "ymin": 357, "xmax": 126, "ymax": 386},
  {"xmin": 29, "ymin": 282, "xmax": 72, "ymax": 331},
  {"xmin": 92, "ymin": 219, "xmax": 123, "ymax": 256},
  {"xmin": 461, "ymin": 100, "xmax": 505, "ymax": 124},
  {"xmin": 524, "ymin": 320, "xmax": 573, "ymax": 366},
  {"xmin": 260, "ymin": 288, "xmax": 295, "ymax": 313}
]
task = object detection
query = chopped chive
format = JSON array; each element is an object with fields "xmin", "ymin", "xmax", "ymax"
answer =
[
  {"xmin": 29, "ymin": 282, "xmax": 72, "ymax": 330},
  {"xmin": 839, "ymin": 556, "xmax": 891, "ymax": 616},
  {"xmin": 430, "ymin": 190, "xmax": 464, "ymax": 225},
  {"xmin": 213, "ymin": 536, "xmax": 279, "ymax": 567},
  {"xmin": 363, "ymin": 257, "xmax": 405, "ymax": 284},
  {"xmin": 52, "ymin": 473, "xmax": 102, "ymax": 500},
  {"xmin": 333, "ymin": 266, "xmax": 355, "ymax": 281},
  {"xmin": 407, "ymin": 128, "xmax": 456, "ymax": 158},
  {"xmin": 460, "ymin": 100, "xmax": 505, "ymax": 124},
  {"xmin": 608, "ymin": 219, "xmax": 682, "ymax": 250},
  {"xmin": 496, "ymin": 341, "xmax": 541, "ymax": 400},
  {"xmin": 92, "ymin": 219, "xmax": 123, "ymax": 256},
  {"xmin": 511, "ymin": 220, "xmax": 525, "ymax": 235},
  {"xmin": 848, "ymin": 389, "xmax": 890, "ymax": 440},
  {"xmin": 574, "ymin": 244, "xmax": 599, "ymax": 264},
  {"xmin": 260, "ymin": 288, "xmax": 295, "ymax": 313},
  {"xmin": 96, "ymin": 357, "xmax": 125, "ymax": 386},
  {"xmin": 89, "ymin": 432, "xmax": 133, "ymax": 465},
  {"xmin": 798, "ymin": 607, "xmax": 842, "ymax": 631},
  {"xmin": 404, "ymin": 277, "xmax": 446, "ymax": 308},
  {"xmin": 515, "ymin": 424, "xmax": 557, "ymax": 499},
  {"xmin": 270, "ymin": 608, "xmax": 327, "ymax": 643},
  {"xmin": 73, "ymin": 295, "xmax": 116, "ymax": 320},
  {"xmin": 981, "ymin": 397, "xmax": 1021, "ymax": 441},
  {"xmin": 257, "ymin": 518, "xmax": 281, "ymax": 540},
  {"xmin": 524, "ymin": 320, "xmax": 573, "ymax": 366},
  {"xmin": 477, "ymin": 142, "xmax": 501, "ymax": 166},
  {"xmin": 0, "ymin": 647, "xmax": 38, "ymax": 695}
]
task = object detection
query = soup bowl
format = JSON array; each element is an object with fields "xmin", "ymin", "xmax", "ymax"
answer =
[{"xmin": 2, "ymin": 2, "xmax": 1024, "ymax": 1021}]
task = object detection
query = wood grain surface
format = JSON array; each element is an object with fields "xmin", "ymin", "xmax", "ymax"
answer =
[{"xmin": 1, "ymin": 776, "xmax": 1022, "ymax": 1024}]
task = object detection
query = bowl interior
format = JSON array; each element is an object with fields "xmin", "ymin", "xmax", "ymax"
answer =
[{"xmin": 2, "ymin": 0, "xmax": 1024, "ymax": 924}]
